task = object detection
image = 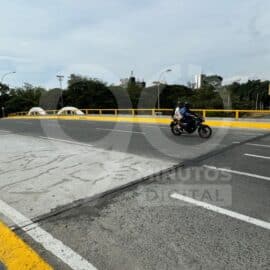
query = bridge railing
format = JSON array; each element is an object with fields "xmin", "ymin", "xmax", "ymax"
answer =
[{"xmin": 8, "ymin": 109, "xmax": 270, "ymax": 120}]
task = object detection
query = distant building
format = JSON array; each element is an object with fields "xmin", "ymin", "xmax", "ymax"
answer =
[
  {"xmin": 194, "ymin": 74, "xmax": 202, "ymax": 89},
  {"xmin": 120, "ymin": 78, "xmax": 129, "ymax": 88},
  {"xmin": 194, "ymin": 74, "xmax": 223, "ymax": 89},
  {"xmin": 120, "ymin": 71, "xmax": 146, "ymax": 88},
  {"xmin": 136, "ymin": 80, "xmax": 146, "ymax": 88}
]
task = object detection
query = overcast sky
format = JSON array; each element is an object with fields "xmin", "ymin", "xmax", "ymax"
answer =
[{"xmin": 0, "ymin": 0, "xmax": 269, "ymax": 88}]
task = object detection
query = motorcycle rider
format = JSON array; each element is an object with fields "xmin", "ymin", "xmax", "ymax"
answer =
[
  {"xmin": 180, "ymin": 102, "xmax": 196, "ymax": 129},
  {"xmin": 172, "ymin": 101, "xmax": 183, "ymax": 129}
]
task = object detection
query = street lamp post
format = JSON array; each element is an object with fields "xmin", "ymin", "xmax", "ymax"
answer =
[
  {"xmin": 0, "ymin": 72, "xmax": 15, "ymax": 118},
  {"xmin": 56, "ymin": 75, "xmax": 64, "ymax": 107},
  {"xmin": 155, "ymin": 69, "xmax": 172, "ymax": 110},
  {"xmin": 1, "ymin": 71, "xmax": 16, "ymax": 84}
]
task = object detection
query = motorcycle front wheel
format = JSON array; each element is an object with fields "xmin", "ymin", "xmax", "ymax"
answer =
[{"xmin": 198, "ymin": 125, "xmax": 212, "ymax": 138}]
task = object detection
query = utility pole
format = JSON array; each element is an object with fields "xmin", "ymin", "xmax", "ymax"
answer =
[
  {"xmin": 153, "ymin": 69, "xmax": 172, "ymax": 110},
  {"xmin": 56, "ymin": 75, "xmax": 64, "ymax": 89},
  {"xmin": 56, "ymin": 75, "xmax": 64, "ymax": 107},
  {"xmin": 255, "ymin": 93, "xmax": 259, "ymax": 110}
]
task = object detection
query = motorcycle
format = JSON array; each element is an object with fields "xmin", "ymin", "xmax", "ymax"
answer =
[{"xmin": 170, "ymin": 115, "xmax": 212, "ymax": 138}]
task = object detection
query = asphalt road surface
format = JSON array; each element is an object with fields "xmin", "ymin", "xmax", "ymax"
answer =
[
  {"xmin": 0, "ymin": 119, "xmax": 269, "ymax": 270},
  {"xmin": 0, "ymin": 118, "xmax": 268, "ymax": 161}
]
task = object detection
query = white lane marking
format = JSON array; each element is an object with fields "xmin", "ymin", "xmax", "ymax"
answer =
[
  {"xmin": 171, "ymin": 193, "xmax": 270, "ymax": 230},
  {"xmin": 96, "ymin": 128, "xmax": 145, "ymax": 134},
  {"xmin": 140, "ymin": 125, "xmax": 168, "ymax": 129},
  {"xmin": 0, "ymin": 199, "xmax": 97, "ymax": 270},
  {"xmin": 231, "ymin": 132, "xmax": 264, "ymax": 136},
  {"xmin": 39, "ymin": 136, "xmax": 94, "ymax": 147},
  {"xmin": 247, "ymin": 143, "xmax": 270, "ymax": 148},
  {"xmin": 244, "ymin": 153, "xmax": 270, "ymax": 160},
  {"xmin": 232, "ymin": 141, "xmax": 241, "ymax": 144},
  {"xmin": 203, "ymin": 165, "xmax": 270, "ymax": 182},
  {"xmin": 95, "ymin": 122, "xmax": 168, "ymax": 129},
  {"xmin": 40, "ymin": 121, "xmax": 62, "ymax": 126},
  {"xmin": 17, "ymin": 121, "xmax": 33, "ymax": 125}
]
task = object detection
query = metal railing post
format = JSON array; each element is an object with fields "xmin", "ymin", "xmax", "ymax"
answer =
[
  {"xmin": 235, "ymin": 110, "xmax": 239, "ymax": 120},
  {"xmin": 203, "ymin": 110, "xmax": 206, "ymax": 118}
]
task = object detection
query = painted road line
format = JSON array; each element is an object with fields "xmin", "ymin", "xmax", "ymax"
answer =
[
  {"xmin": 222, "ymin": 129, "xmax": 264, "ymax": 136},
  {"xmin": 141, "ymin": 124, "xmax": 168, "ymax": 129},
  {"xmin": 244, "ymin": 153, "xmax": 270, "ymax": 160},
  {"xmin": 0, "ymin": 130, "xmax": 10, "ymax": 133},
  {"xmin": 239, "ymin": 133, "xmax": 264, "ymax": 136},
  {"xmin": 0, "ymin": 221, "xmax": 52, "ymax": 270},
  {"xmin": 203, "ymin": 165, "xmax": 270, "ymax": 182},
  {"xmin": 171, "ymin": 193, "xmax": 270, "ymax": 231},
  {"xmin": 0, "ymin": 199, "xmax": 97, "ymax": 270},
  {"xmin": 15, "ymin": 121, "xmax": 33, "ymax": 125},
  {"xmin": 106, "ymin": 122, "xmax": 168, "ymax": 129},
  {"xmin": 246, "ymin": 143, "xmax": 270, "ymax": 148},
  {"xmin": 39, "ymin": 136, "xmax": 94, "ymax": 148},
  {"xmin": 96, "ymin": 127, "xmax": 145, "ymax": 134}
]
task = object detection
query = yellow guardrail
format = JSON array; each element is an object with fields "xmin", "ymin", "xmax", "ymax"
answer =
[{"xmin": 8, "ymin": 109, "xmax": 270, "ymax": 120}]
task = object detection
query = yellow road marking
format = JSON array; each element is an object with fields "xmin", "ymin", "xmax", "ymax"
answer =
[
  {"xmin": 0, "ymin": 221, "xmax": 52, "ymax": 270},
  {"xmin": 6, "ymin": 115, "xmax": 270, "ymax": 129}
]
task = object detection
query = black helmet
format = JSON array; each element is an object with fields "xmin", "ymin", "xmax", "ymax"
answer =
[
  {"xmin": 184, "ymin": 102, "xmax": 190, "ymax": 108},
  {"xmin": 177, "ymin": 101, "xmax": 184, "ymax": 107}
]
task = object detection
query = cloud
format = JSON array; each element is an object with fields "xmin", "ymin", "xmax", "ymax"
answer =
[
  {"xmin": 0, "ymin": 0, "xmax": 269, "ymax": 87},
  {"xmin": 45, "ymin": 63, "xmax": 121, "ymax": 89}
]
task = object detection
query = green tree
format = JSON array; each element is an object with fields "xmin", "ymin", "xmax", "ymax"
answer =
[
  {"xmin": 40, "ymin": 88, "xmax": 63, "ymax": 110},
  {"xmin": 159, "ymin": 84, "xmax": 193, "ymax": 108},
  {"xmin": 5, "ymin": 84, "xmax": 45, "ymax": 114},
  {"xmin": 65, "ymin": 74, "xmax": 117, "ymax": 108},
  {"xmin": 191, "ymin": 85, "xmax": 223, "ymax": 109},
  {"xmin": 0, "ymin": 83, "xmax": 10, "ymax": 117},
  {"xmin": 127, "ymin": 80, "xmax": 143, "ymax": 108}
]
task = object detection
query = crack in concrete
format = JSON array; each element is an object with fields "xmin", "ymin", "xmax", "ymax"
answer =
[
  {"xmin": 46, "ymin": 178, "xmax": 73, "ymax": 189},
  {"xmin": 63, "ymin": 163, "xmax": 82, "ymax": 169},
  {"xmin": 0, "ymin": 166, "xmax": 59, "ymax": 192}
]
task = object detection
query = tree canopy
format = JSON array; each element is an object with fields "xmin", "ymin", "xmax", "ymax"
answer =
[{"xmin": 1, "ymin": 74, "xmax": 269, "ymax": 117}]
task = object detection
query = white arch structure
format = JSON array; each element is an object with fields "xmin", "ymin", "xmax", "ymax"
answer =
[
  {"xmin": 28, "ymin": 107, "xmax": 47, "ymax": 116},
  {"xmin": 57, "ymin": 107, "xmax": 84, "ymax": 116}
]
